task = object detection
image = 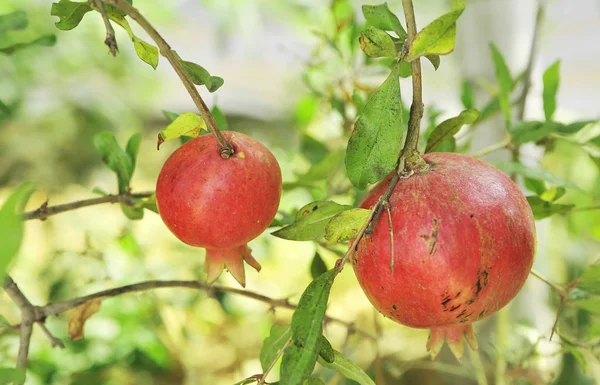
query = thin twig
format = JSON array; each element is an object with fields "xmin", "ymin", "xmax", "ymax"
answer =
[
  {"xmin": 22, "ymin": 191, "xmax": 154, "ymax": 221},
  {"xmin": 471, "ymin": 138, "xmax": 510, "ymax": 158},
  {"xmin": 384, "ymin": 202, "xmax": 394, "ymax": 273},
  {"xmin": 92, "ymin": 0, "xmax": 118, "ymax": 56},
  {"xmin": 257, "ymin": 336, "xmax": 292, "ymax": 385},
  {"xmin": 102, "ymin": 0, "xmax": 234, "ymax": 157},
  {"xmin": 529, "ymin": 269, "xmax": 565, "ymax": 296}
]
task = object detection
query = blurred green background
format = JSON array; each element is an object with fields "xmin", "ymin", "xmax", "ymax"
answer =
[{"xmin": 1, "ymin": 0, "xmax": 599, "ymax": 384}]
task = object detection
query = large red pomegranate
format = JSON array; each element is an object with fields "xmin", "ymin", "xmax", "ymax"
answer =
[
  {"xmin": 352, "ymin": 152, "xmax": 536, "ymax": 359},
  {"xmin": 156, "ymin": 132, "xmax": 282, "ymax": 287}
]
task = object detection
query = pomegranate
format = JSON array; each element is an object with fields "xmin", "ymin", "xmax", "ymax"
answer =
[
  {"xmin": 352, "ymin": 153, "xmax": 536, "ymax": 359},
  {"xmin": 156, "ymin": 132, "xmax": 282, "ymax": 287}
]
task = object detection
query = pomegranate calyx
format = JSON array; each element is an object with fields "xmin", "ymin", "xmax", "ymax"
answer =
[
  {"xmin": 427, "ymin": 324, "xmax": 478, "ymax": 361},
  {"xmin": 205, "ymin": 244, "xmax": 261, "ymax": 287}
]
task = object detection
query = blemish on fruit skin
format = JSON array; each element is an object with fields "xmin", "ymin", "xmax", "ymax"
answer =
[
  {"xmin": 449, "ymin": 305, "xmax": 460, "ymax": 312},
  {"xmin": 237, "ymin": 152, "xmax": 246, "ymax": 158},
  {"xmin": 420, "ymin": 218, "xmax": 439, "ymax": 260},
  {"xmin": 392, "ymin": 304, "xmax": 398, "ymax": 310}
]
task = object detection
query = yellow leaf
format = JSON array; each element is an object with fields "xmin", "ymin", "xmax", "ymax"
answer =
[
  {"xmin": 157, "ymin": 112, "xmax": 207, "ymax": 149},
  {"xmin": 68, "ymin": 298, "xmax": 103, "ymax": 341}
]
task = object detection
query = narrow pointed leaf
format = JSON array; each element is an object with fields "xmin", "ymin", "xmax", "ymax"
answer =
[
  {"xmin": 0, "ymin": 34, "xmax": 57, "ymax": 55},
  {"xmin": 359, "ymin": 28, "xmax": 397, "ymax": 58},
  {"xmin": 260, "ymin": 325, "xmax": 291, "ymax": 371},
  {"xmin": 93, "ymin": 132, "xmax": 134, "ymax": 193},
  {"xmin": 280, "ymin": 270, "xmax": 336, "ymax": 385},
  {"xmin": 542, "ymin": 60, "xmax": 560, "ymax": 121},
  {"xmin": 271, "ymin": 201, "xmax": 352, "ymax": 241},
  {"xmin": 0, "ymin": 183, "xmax": 36, "ymax": 278},
  {"xmin": 125, "ymin": 133, "xmax": 142, "ymax": 169},
  {"xmin": 490, "ymin": 43, "xmax": 512, "ymax": 126},
  {"xmin": 157, "ymin": 112, "xmax": 206, "ymax": 149},
  {"xmin": 50, "ymin": 0, "xmax": 92, "ymax": 31},
  {"xmin": 324, "ymin": 208, "xmax": 370, "ymax": 243},
  {"xmin": 318, "ymin": 335, "xmax": 335, "ymax": 364},
  {"xmin": 461, "ymin": 80, "xmax": 475, "ymax": 109},
  {"xmin": 317, "ymin": 350, "xmax": 376, "ymax": 385},
  {"xmin": 361, "ymin": 3, "xmax": 406, "ymax": 39},
  {"xmin": 509, "ymin": 121, "xmax": 563, "ymax": 145},
  {"xmin": 179, "ymin": 60, "xmax": 224, "ymax": 92},
  {"xmin": 493, "ymin": 162, "xmax": 579, "ymax": 188},
  {"xmin": 425, "ymin": 108, "xmax": 479, "ymax": 152},
  {"xmin": 426, "ymin": 55, "xmax": 441, "ymax": 70},
  {"xmin": 0, "ymin": 368, "xmax": 26, "ymax": 385},
  {"xmin": 310, "ymin": 252, "xmax": 328, "ymax": 280},
  {"xmin": 345, "ymin": 66, "xmax": 402, "ymax": 189},
  {"xmin": 211, "ymin": 105, "xmax": 229, "ymax": 131}
]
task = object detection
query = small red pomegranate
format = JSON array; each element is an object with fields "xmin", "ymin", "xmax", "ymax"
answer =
[
  {"xmin": 353, "ymin": 153, "xmax": 536, "ymax": 359},
  {"xmin": 156, "ymin": 132, "xmax": 282, "ymax": 287}
]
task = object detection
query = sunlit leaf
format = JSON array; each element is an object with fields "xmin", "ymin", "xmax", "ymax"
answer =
[
  {"xmin": 324, "ymin": 208, "xmax": 370, "ymax": 243},
  {"xmin": 260, "ymin": 325, "xmax": 291, "ymax": 371},
  {"xmin": 280, "ymin": 270, "xmax": 336, "ymax": 385},
  {"xmin": 51, "ymin": 0, "xmax": 92, "ymax": 31},
  {"xmin": 0, "ymin": 183, "xmax": 36, "ymax": 278},
  {"xmin": 68, "ymin": 298, "xmax": 103, "ymax": 340},
  {"xmin": 542, "ymin": 60, "xmax": 560, "ymax": 121},
  {"xmin": 359, "ymin": 28, "xmax": 397, "ymax": 58},
  {"xmin": 157, "ymin": 112, "xmax": 206, "ymax": 149},
  {"xmin": 490, "ymin": 43, "xmax": 512, "ymax": 126},
  {"xmin": 317, "ymin": 350, "xmax": 376, "ymax": 385},
  {"xmin": 345, "ymin": 66, "xmax": 402, "ymax": 189},
  {"xmin": 310, "ymin": 252, "xmax": 328, "ymax": 280},
  {"xmin": 361, "ymin": 3, "xmax": 406, "ymax": 39},
  {"xmin": 0, "ymin": 10, "xmax": 28, "ymax": 33},
  {"xmin": 425, "ymin": 108, "xmax": 479, "ymax": 152},
  {"xmin": 271, "ymin": 201, "xmax": 352, "ymax": 241},
  {"xmin": 133, "ymin": 37, "xmax": 158, "ymax": 69},
  {"xmin": 405, "ymin": 0, "xmax": 465, "ymax": 61},
  {"xmin": 526, "ymin": 196, "xmax": 574, "ymax": 220}
]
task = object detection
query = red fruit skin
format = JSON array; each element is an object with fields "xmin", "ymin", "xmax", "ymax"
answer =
[
  {"xmin": 352, "ymin": 153, "xmax": 536, "ymax": 355},
  {"xmin": 156, "ymin": 132, "xmax": 282, "ymax": 286}
]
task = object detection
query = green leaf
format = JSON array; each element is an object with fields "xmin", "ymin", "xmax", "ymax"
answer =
[
  {"xmin": 361, "ymin": 3, "xmax": 407, "ymax": 39},
  {"xmin": 50, "ymin": 0, "xmax": 93, "ymax": 31},
  {"xmin": 526, "ymin": 196, "xmax": 574, "ymax": 220},
  {"xmin": 539, "ymin": 186, "xmax": 566, "ymax": 202},
  {"xmin": 304, "ymin": 377, "xmax": 326, "ymax": 385},
  {"xmin": 324, "ymin": 208, "xmax": 370, "ymax": 243},
  {"xmin": 179, "ymin": 60, "xmax": 224, "ymax": 92},
  {"xmin": 397, "ymin": 60, "xmax": 412, "ymax": 78},
  {"xmin": 490, "ymin": 43, "xmax": 512, "ymax": 126},
  {"xmin": 578, "ymin": 264, "xmax": 600, "ymax": 283},
  {"xmin": 461, "ymin": 80, "xmax": 475, "ymax": 109},
  {"xmin": 509, "ymin": 120, "xmax": 563, "ymax": 145},
  {"xmin": 557, "ymin": 120, "xmax": 596, "ymax": 134},
  {"xmin": 542, "ymin": 60, "xmax": 560, "ymax": 121},
  {"xmin": 0, "ymin": 34, "xmax": 57, "ymax": 55},
  {"xmin": 560, "ymin": 338, "xmax": 588, "ymax": 372},
  {"xmin": 431, "ymin": 137, "xmax": 456, "ymax": 153},
  {"xmin": 271, "ymin": 201, "xmax": 352, "ymax": 241},
  {"xmin": 524, "ymin": 177, "xmax": 546, "ymax": 195},
  {"xmin": 571, "ymin": 297, "xmax": 600, "ymax": 315},
  {"xmin": 425, "ymin": 108, "xmax": 479, "ymax": 152},
  {"xmin": 0, "ymin": 367, "xmax": 26, "ymax": 385},
  {"xmin": 0, "ymin": 183, "xmax": 36, "ymax": 278},
  {"xmin": 317, "ymin": 350, "xmax": 376, "ymax": 385},
  {"xmin": 280, "ymin": 269, "xmax": 336, "ymax": 385},
  {"xmin": 133, "ymin": 37, "xmax": 159, "ymax": 69},
  {"xmin": 426, "ymin": 55, "xmax": 441, "ymax": 70},
  {"xmin": 93, "ymin": 132, "xmax": 134, "ymax": 193},
  {"xmin": 310, "ymin": 253, "xmax": 328, "ymax": 280},
  {"xmin": 0, "ymin": 10, "xmax": 28, "ymax": 33},
  {"xmin": 260, "ymin": 325, "xmax": 291, "ymax": 371},
  {"xmin": 0, "ymin": 315, "xmax": 10, "ymax": 328},
  {"xmin": 493, "ymin": 162, "xmax": 579, "ymax": 188},
  {"xmin": 345, "ymin": 66, "xmax": 402, "ymax": 189},
  {"xmin": 125, "ymin": 133, "xmax": 142, "ymax": 170},
  {"xmin": 121, "ymin": 204, "xmax": 144, "ymax": 220},
  {"xmin": 157, "ymin": 112, "xmax": 206, "ymax": 149},
  {"xmin": 211, "ymin": 105, "xmax": 229, "ymax": 131},
  {"xmin": 359, "ymin": 28, "xmax": 397, "ymax": 58},
  {"xmin": 405, "ymin": 1, "xmax": 465, "ymax": 61},
  {"xmin": 318, "ymin": 335, "xmax": 335, "ymax": 364},
  {"xmin": 162, "ymin": 110, "xmax": 179, "ymax": 123}
]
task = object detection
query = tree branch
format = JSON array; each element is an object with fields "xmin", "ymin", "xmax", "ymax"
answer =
[
  {"xmin": 101, "ymin": 0, "xmax": 234, "ymax": 157},
  {"xmin": 22, "ymin": 191, "xmax": 154, "ymax": 221},
  {"xmin": 92, "ymin": 0, "xmax": 118, "ymax": 56}
]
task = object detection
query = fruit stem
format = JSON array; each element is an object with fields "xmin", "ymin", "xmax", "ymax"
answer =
[
  {"xmin": 400, "ymin": 0, "xmax": 425, "ymax": 171},
  {"xmin": 103, "ymin": 0, "xmax": 235, "ymax": 158}
]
